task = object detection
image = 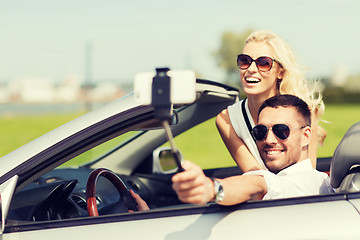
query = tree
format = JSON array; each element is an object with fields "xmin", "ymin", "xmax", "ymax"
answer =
[{"xmin": 213, "ymin": 28, "xmax": 254, "ymax": 85}]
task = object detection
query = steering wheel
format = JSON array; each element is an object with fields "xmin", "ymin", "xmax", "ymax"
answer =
[{"xmin": 86, "ymin": 168, "xmax": 138, "ymax": 216}]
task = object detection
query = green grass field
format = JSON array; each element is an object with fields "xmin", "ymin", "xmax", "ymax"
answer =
[
  {"xmin": 0, "ymin": 112, "xmax": 84, "ymax": 157},
  {"xmin": 317, "ymin": 104, "xmax": 360, "ymax": 157},
  {"xmin": 0, "ymin": 104, "xmax": 359, "ymax": 169}
]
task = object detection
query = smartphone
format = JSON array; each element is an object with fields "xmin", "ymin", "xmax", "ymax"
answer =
[{"xmin": 134, "ymin": 69, "xmax": 196, "ymax": 105}]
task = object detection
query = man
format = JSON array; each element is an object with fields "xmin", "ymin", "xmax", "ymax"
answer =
[{"xmin": 172, "ymin": 94, "xmax": 333, "ymax": 206}]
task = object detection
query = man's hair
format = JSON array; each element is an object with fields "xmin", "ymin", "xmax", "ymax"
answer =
[{"xmin": 258, "ymin": 94, "xmax": 311, "ymax": 127}]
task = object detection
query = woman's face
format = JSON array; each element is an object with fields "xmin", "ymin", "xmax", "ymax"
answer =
[{"xmin": 240, "ymin": 41, "xmax": 283, "ymax": 98}]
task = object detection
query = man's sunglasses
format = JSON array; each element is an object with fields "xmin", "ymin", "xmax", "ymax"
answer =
[
  {"xmin": 252, "ymin": 124, "xmax": 306, "ymax": 141},
  {"xmin": 237, "ymin": 54, "xmax": 280, "ymax": 72}
]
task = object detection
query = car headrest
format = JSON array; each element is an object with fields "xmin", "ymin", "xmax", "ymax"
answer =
[{"xmin": 330, "ymin": 121, "xmax": 360, "ymax": 188}]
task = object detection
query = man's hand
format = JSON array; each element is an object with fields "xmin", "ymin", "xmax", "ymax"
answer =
[
  {"xmin": 172, "ymin": 160, "xmax": 215, "ymax": 205},
  {"xmin": 129, "ymin": 189, "xmax": 150, "ymax": 212}
]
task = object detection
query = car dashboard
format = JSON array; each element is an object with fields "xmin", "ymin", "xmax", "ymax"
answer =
[{"xmin": 8, "ymin": 167, "xmax": 181, "ymax": 223}]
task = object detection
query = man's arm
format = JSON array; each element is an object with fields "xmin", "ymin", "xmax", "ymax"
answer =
[
  {"xmin": 219, "ymin": 174, "xmax": 267, "ymax": 205},
  {"xmin": 172, "ymin": 161, "xmax": 267, "ymax": 206}
]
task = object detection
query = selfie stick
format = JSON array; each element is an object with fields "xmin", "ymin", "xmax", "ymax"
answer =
[{"xmin": 152, "ymin": 68, "xmax": 184, "ymax": 172}]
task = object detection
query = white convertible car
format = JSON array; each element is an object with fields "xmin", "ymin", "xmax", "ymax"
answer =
[{"xmin": 0, "ymin": 72, "xmax": 360, "ymax": 239}]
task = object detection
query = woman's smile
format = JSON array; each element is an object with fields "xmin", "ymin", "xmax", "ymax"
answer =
[{"xmin": 245, "ymin": 77, "xmax": 261, "ymax": 84}]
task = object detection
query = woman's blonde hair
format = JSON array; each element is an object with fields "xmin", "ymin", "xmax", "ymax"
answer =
[{"xmin": 246, "ymin": 30, "xmax": 326, "ymax": 142}]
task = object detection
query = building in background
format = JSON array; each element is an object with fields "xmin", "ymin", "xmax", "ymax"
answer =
[{"xmin": 0, "ymin": 76, "xmax": 127, "ymax": 104}]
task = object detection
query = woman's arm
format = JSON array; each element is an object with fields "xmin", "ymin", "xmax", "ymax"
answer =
[
  {"xmin": 216, "ymin": 109, "xmax": 262, "ymax": 172},
  {"xmin": 309, "ymin": 119, "xmax": 318, "ymax": 168},
  {"xmin": 309, "ymin": 111, "xmax": 327, "ymax": 168}
]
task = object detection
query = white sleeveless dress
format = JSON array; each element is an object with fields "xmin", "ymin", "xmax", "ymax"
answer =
[{"xmin": 227, "ymin": 98, "xmax": 267, "ymax": 169}]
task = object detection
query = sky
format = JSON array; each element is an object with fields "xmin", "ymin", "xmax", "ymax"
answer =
[{"xmin": 1, "ymin": 0, "xmax": 360, "ymax": 84}]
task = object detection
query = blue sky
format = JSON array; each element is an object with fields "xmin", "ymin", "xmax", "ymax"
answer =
[{"xmin": 1, "ymin": 0, "xmax": 359, "ymax": 83}]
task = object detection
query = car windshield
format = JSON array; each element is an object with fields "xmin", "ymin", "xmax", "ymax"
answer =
[
  {"xmin": 57, "ymin": 116, "xmax": 237, "ymax": 171},
  {"xmin": 59, "ymin": 131, "xmax": 141, "ymax": 168}
]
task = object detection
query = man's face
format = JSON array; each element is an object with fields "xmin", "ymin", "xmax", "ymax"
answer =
[{"xmin": 256, "ymin": 106, "xmax": 311, "ymax": 174}]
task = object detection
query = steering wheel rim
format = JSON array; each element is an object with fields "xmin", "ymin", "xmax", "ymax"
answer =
[{"xmin": 86, "ymin": 168, "xmax": 136, "ymax": 216}]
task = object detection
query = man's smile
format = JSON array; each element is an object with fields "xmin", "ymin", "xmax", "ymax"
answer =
[
  {"xmin": 263, "ymin": 148, "xmax": 285, "ymax": 159},
  {"xmin": 266, "ymin": 150, "xmax": 283, "ymax": 155}
]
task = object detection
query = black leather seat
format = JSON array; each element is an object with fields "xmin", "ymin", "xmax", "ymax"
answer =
[{"xmin": 330, "ymin": 121, "xmax": 360, "ymax": 192}]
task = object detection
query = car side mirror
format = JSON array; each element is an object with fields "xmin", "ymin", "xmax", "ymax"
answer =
[
  {"xmin": 0, "ymin": 175, "xmax": 19, "ymax": 236},
  {"xmin": 153, "ymin": 147, "xmax": 183, "ymax": 174}
]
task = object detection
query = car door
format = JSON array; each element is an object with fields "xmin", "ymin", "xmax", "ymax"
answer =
[{"xmin": 3, "ymin": 194, "xmax": 360, "ymax": 240}]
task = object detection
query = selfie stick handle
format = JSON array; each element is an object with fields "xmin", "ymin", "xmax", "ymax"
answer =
[{"xmin": 162, "ymin": 121, "xmax": 184, "ymax": 172}]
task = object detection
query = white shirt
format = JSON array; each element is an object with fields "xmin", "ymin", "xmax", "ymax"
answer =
[
  {"xmin": 228, "ymin": 99, "xmax": 266, "ymax": 169},
  {"xmin": 243, "ymin": 159, "xmax": 334, "ymax": 200}
]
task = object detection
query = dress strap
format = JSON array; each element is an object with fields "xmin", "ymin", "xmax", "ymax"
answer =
[{"xmin": 241, "ymin": 98, "xmax": 256, "ymax": 143}]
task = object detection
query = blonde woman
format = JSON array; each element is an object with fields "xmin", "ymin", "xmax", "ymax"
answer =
[{"xmin": 216, "ymin": 30, "xmax": 325, "ymax": 172}]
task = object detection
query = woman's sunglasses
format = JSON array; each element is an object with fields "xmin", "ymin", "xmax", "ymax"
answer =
[
  {"xmin": 252, "ymin": 124, "xmax": 306, "ymax": 141},
  {"xmin": 237, "ymin": 54, "xmax": 280, "ymax": 72}
]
